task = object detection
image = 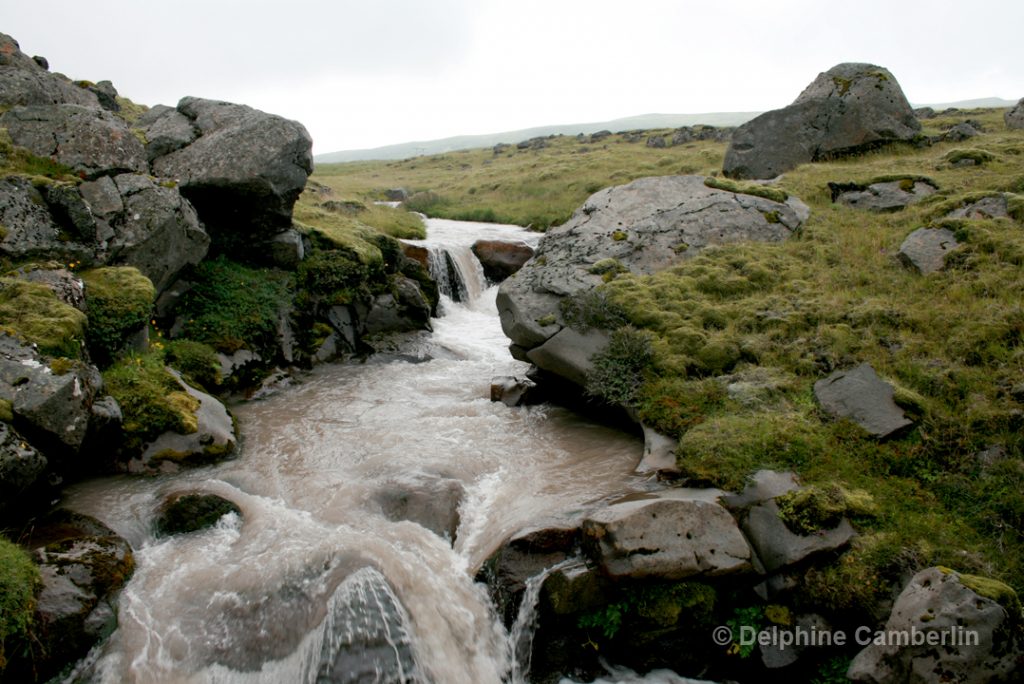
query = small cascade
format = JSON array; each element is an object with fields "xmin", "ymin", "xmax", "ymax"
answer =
[
  {"xmin": 508, "ymin": 558, "xmax": 579, "ymax": 684},
  {"xmin": 422, "ymin": 245, "xmax": 484, "ymax": 303}
]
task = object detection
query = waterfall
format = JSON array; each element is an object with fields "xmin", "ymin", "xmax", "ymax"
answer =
[
  {"xmin": 508, "ymin": 558, "xmax": 579, "ymax": 684},
  {"xmin": 421, "ymin": 245, "xmax": 486, "ymax": 303}
]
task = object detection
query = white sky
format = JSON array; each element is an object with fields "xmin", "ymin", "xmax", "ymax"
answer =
[{"xmin": 3, "ymin": 1, "xmax": 1022, "ymax": 155}]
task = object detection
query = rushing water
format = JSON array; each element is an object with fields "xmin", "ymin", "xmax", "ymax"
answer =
[{"xmin": 61, "ymin": 218, "xmax": 648, "ymax": 683}]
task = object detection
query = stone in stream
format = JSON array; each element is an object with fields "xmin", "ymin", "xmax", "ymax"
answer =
[
  {"xmin": 471, "ymin": 239, "xmax": 535, "ymax": 283},
  {"xmin": 316, "ymin": 567, "xmax": 422, "ymax": 684},
  {"xmin": 373, "ymin": 473, "xmax": 464, "ymax": 543}
]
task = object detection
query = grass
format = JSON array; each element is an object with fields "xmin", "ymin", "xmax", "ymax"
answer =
[
  {"xmin": 313, "ymin": 129, "xmax": 726, "ymax": 229},
  {"xmin": 0, "ymin": 276, "xmax": 86, "ymax": 358},
  {"xmin": 0, "ymin": 537, "xmax": 39, "ymax": 671},
  {"xmin": 0, "ymin": 129, "xmax": 80, "ymax": 183},
  {"xmin": 566, "ymin": 106, "xmax": 1024, "ymax": 611}
]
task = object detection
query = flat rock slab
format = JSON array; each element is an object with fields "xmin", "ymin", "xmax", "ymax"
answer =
[
  {"xmin": 814, "ymin": 363, "xmax": 912, "ymax": 438},
  {"xmin": 944, "ymin": 194, "xmax": 1010, "ymax": 220},
  {"xmin": 742, "ymin": 499, "xmax": 855, "ymax": 573},
  {"xmin": 830, "ymin": 180, "xmax": 937, "ymax": 212},
  {"xmin": 581, "ymin": 491, "xmax": 752, "ymax": 580},
  {"xmin": 898, "ymin": 227, "xmax": 960, "ymax": 274}
]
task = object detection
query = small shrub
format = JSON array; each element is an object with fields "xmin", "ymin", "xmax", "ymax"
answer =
[
  {"xmin": 0, "ymin": 278, "xmax": 86, "ymax": 358},
  {"xmin": 81, "ymin": 267, "xmax": 155, "ymax": 365},
  {"xmin": 0, "ymin": 537, "xmax": 40, "ymax": 670},
  {"xmin": 559, "ymin": 289, "xmax": 629, "ymax": 332},
  {"xmin": 585, "ymin": 327, "xmax": 654, "ymax": 406}
]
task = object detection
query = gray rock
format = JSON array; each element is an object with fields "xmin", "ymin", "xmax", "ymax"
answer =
[
  {"xmin": 942, "ymin": 122, "xmax": 981, "ymax": 142},
  {"xmin": 135, "ymin": 369, "xmax": 236, "ymax": 471},
  {"xmin": 540, "ymin": 561, "xmax": 611, "ymax": 617},
  {"xmin": 724, "ymin": 63, "xmax": 920, "ymax": 179},
  {"xmin": 84, "ymin": 80, "xmax": 119, "ymax": 112},
  {"xmin": 0, "ymin": 176, "xmax": 93, "ymax": 265},
  {"xmin": 471, "ymin": 239, "xmax": 535, "ymax": 283},
  {"xmin": 1004, "ymin": 98, "xmax": 1024, "ymax": 130},
  {"xmin": 15, "ymin": 266, "xmax": 86, "ymax": 311},
  {"xmin": 217, "ymin": 349, "xmax": 261, "ymax": 381},
  {"xmin": 636, "ymin": 423, "xmax": 679, "ymax": 474},
  {"xmin": 316, "ymin": 567, "xmax": 421, "ymax": 684},
  {"xmin": 28, "ymin": 510, "xmax": 134, "ymax": 681},
  {"xmin": 150, "ymin": 97, "xmax": 313, "ymax": 247},
  {"xmin": 722, "ymin": 470, "xmax": 800, "ymax": 510},
  {"xmin": 0, "ymin": 422, "xmax": 47, "ymax": 515},
  {"xmin": 814, "ymin": 363, "xmax": 912, "ymax": 438},
  {"xmin": 742, "ymin": 499, "xmax": 855, "ymax": 573},
  {"xmin": 363, "ymin": 277, "xmax": 432, "ymax": 335},
  {"xmin": 138, "ymin": 105, "xmax": 198, "ymax": 161},
  {"xmin": 384, "ymin": 188, "xmax": 409, "ymax": 202},
  {"xmin": 1, "ymin": 104, "xmax": 147, "ymax": 179},
  {"xmin": 526, "ymin": 327, "xmax": 609, "ymax": 388},
  {"xmin": 945, "ymin": 194, "xmax": 1010, "ymax": 220},
  {"xmin": 374, "ymin": 473, "xmax": 464, "ymax": 542},
  {"xmin": 0, "ymin": 33, "xmax": 99, "ymax": 108},
  {"xmin": 581, "ymin": 490, "xmax": 752, "ymax": 580},
  {"xmin": 490, "ymin": 375, "xmax": 539, "ymax": 407},
  {"xmin": 830, "ymin": 179, "xmax": 937, "ymax": 212},
  {"xmin": 848, "ymin": 567, "xmax": 1023, "ymax": 683},
  {"xmin": 0, "ymin": 335, "xmax": 100, "ymax": 452},
  {"xmin": 498, "ymin": 175, "xmax": 806, "ymax": 387},
  {"xmin": 898, "ymin": 227, "xmax": 960, "ymax": 275},
  {"xmin": 265, "ymin": 229, "xmax": 305, "ymax": 269},
  {"xmin": 155, "ymin": 492, "xmax": 241, "ymax": 536}
]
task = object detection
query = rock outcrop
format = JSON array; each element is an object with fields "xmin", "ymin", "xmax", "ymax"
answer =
[
  {"xmin": 898, "ymin": 227, "xmax": 961, "ymax": 274},
  {"xmin": 497, "ymin": 175, "xmax": 808, "ymax": 386},
  {"xmin": 1005, "ymin": 98, "xmax": 1024, "ymax": 130},
  {"xmin": 472, "ymin": 239, "xmax": 535, "ymax": 283},
  {"xmin": 849, "ymin": 567, "xmax": 1023, "ymax": 683},
  {"xmin": 829, "ymin": 178, "xmax": 938, "ymax": 213},
  {"xmin": 723, "ymin": 64, "xmax": 921, "ymax": 179},
  {"xmin": 149, "ymin": 97, "xmax": 313, "ymax": 252},
  {"xmin": 0, "ymin": 33, "xmax": 100, "ymax": 109}
]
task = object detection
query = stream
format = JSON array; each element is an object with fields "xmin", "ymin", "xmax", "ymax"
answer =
[{"xmin": 61, "ymin": 218, "xmax": 652, "ymax": 683}]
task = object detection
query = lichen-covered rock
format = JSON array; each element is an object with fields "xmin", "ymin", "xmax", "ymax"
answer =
[
  {"xmin": 1005, "ymin": 98, "xmax": 1024, "ymax": 130},
  {"xmin": 581, "ymin": 490, "xmax": 753, "ymax": 580},
  {"xmin": 848, "ymin": 567, "xmax": 1023, "ymax": 683},
  {"xmin": 945, "ymin": 194, "xmax": 1011, "ymax": 221},
  {"xmin": 137, "ymin": 104, "xmax": 198, "ymax": 161},
  {"xmin": 898, "ymin": 227, "xmax": 961, "ymax": 275},
  {"xmin": 150, "ymin": 97, "xmax": 313, "ymax": 250},
  {"xmin": 1, "ymin": 104, "xmax": 147, "ymax": 179},
  {"xmin": 0, "ymin": 176, "xmax": 93, "ymax": 265},
  {"xmin": 724, "ymin": 64, "xmax": 921, "ymax": 179},
  {"xmin": 0, "ymin": 33, "xmax": 99, "ymax": 108},
  {"xmin": 0, "ymin": 335, "xmax": 100, "ymax": 453},
  {"xmin": 497, "ymin": 175, "xmax": 807, "ymax": 387},
  {"xmin": 829, "ymin": 178, "xmax": 937, "ymax": 212},
  {"xmin": 154, "ymin": 492, "xmax": 241, "ymax": 536},
  {"xmin": 814, "ymin": 363, "xmax": 912, "ymax": 438},
  {"xmin": 26, "ymin": 510, "xmax": 134, "ymax": 683}
]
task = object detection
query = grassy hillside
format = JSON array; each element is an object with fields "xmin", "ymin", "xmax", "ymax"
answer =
[{"xmin": 315, "ymin": 107, "xmax": 1024, "ymax": 609}]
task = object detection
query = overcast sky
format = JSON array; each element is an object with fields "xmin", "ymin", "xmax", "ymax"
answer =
[{"xmin": 3, "ymin": 1, "xmax": 1022, "ymax": 154}]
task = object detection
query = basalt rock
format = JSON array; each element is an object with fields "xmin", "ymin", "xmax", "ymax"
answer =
[
  {"xmin": 0, "ymin": 421, "xmax": 47, "ymax": 517},
  {"xmin": 374, "ymin": 473, "xmax": 464, "ymax": 543},
  {"xmin": 150, "ymin": 97, "xmax": 313, "ymax": 252},
  {"xmin": 724, "ymin": 63, "xmax": 920, "ymax": 179},
  {"xmin": 829, "ymin": 178, "xmax": 938, "ymax": 213},
  {"xmin": 0, "ymin": 33, "xmax": 99, "ymax": 108},
  {"xmin": 497, "ymin": 175, "xmax": 807, "ymax": 388},
  {"xmin": 472, "ymin": 239, "xmax": 535, "ymax": 283},
  {"xmin": 1, "ymin": 104, "xmax": 147, "ymax": 179},
  {"xmin": 813, "ymin": 363, "xmax": 912, "ymax": 438},
  {"xmin": 155, "ymin": 492, "xmax": 241, "ymax": 536}
]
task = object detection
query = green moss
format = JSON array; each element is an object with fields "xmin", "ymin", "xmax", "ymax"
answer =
[
  {"xmin": 162, "ymin": 339, "xmax": 221, "ymax": 392},
  {"xmin": 81, "ymin": 267, "xmax": 155, "ymax": 365},
  {"xmin": 536, "ymin": 314, "xmax": 557, "ymax": 327},
  {"xmin": 832, "ymin": 76, "xmax": 852, "ymax": 96},
  {"xmin": 941, "ymin": 568, "xmax": 1022, "ymax": 615},
  {"xmin": 588, "ymin": 258, "xmax": 629, "ymax": 277},
  {"xmin": 49, "ymin": 357, "xmax": 74, "ymax": 375},
  {"xmin": 176, "ymin": 257, "xmax": 292, "ymax": 356},
  {"xmin": 102, "ymin": 352, "xmax": 200, "ymax": 453},
  {"xmin": 611, "ymin": 229, "xmax": 628, "ymax": 241},
  {"xmin": 114, "ymin": 96, "xmax": 148, "ymax": 125},
  {"xmin": 945, "ymin": 148, "xmax": 995, "ymax": 165},
  {"xmin": 637, "ymin": 377, "xmax": 725, "ymax": 437},
  {"xmin": 705, "ymin": 176, "xmax": 789, "ymax": 203},
  {"xmin": 0, "ymin": 278, "xmax": 86, "ymax": 358},
  {"xmin": 777, "ymin": 484, "xmax": 877, "ymax": 535},
  {"xmin": 297, "ymin": 249, "xmax": 369, "ymax": 305},
  {"xmin": 0, "ymin": 537, "xmax": 40, "ymax": 670},
  {"xmin": 676, "ymin": 411, "xmax": 827, "ymax": 491},
  {"xmin": 0, "ymin": 130, "xmax": 79, "ymax": 181},
  {"xmin": 0, "ymin": 399, "xmax": 11, "ymax": 423}
]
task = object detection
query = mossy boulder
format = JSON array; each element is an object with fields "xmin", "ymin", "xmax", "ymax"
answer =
[
  {"xmin": 0, "ymin": 277, "xmax": 86, "ymax": 358},
  {"xmin": 154, "ymin": 492, "xmax": 241, "ymax": 536},
  {"xmin": 81, "ymin": 266, "xmax": 155, "ymax": 365}
]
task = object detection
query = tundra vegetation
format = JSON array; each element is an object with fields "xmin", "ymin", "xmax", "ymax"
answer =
[{"xmin": 322, "ymin": 108, "xmax": 1024, "ymax": 618}]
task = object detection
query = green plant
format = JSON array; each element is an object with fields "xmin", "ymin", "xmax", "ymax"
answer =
[
  {"xmin": 705, "ymin": 176, "xmax": 788, "ymax": 203},
  {"xmin": 585, "ymin": 327, "xmax": 655, "ymax": 406},
  {"xmin": 726, "ymin": 605, "xmax": 764, "ymax": 658},
  {"xmin": 559, "ymin": 289, "xmax": 629, "ymax": 331},
  {"xmin": 577, "ymin": 600, "xmax": 630, "ymax": 639},
  {"xmin": 163, "ymin": 339, "xmax": 221, "ymax": 392},
  {"xmin": 0, "ymin": 537, "xmax": 40, "ymax": 670},
  {"xmin": 81, "ymin": 267, "xmax": 155, "ymax": 365}
]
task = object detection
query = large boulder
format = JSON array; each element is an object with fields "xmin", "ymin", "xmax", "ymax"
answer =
[
  {"xmin": 0, "ymin": 33, "xmax": 99, "ymax": 108},
  {"xmin": 580, "ymin": 490, "xmax": 753, "ymax": 580},
  {"xmin": 741, "ymin": 499, "xmax": 855, "ymax": 573},
  {"xmin": 0, "ymin": 421, "xmax": 47, "ymax": 517},
  {"xmin": 848, "ymin": 567, "xmax": 1023, "ymax": 683},
  {"xmin": 0, "ymin": 335, "xmax": 101, "ymax": 454},
  {"xmin": 1005, "ymin": 98, "xmax": 1024, "ymax": 130},
  {"xmin": 26, "ymin": 510, "xmax": 134, "ymax": 683},
  {"xmin": 497, "ymin": 175, "xmax": 807, "ymax": 385},
  {"xmin": 1, "ymin": 104, "xmax": 147, "ymax": 179},
  {"xmin": 472, "ymin": 239, "xmax": 536, "ymax": 283},
  {"xmin": 723, "ymin": 64, "xmax": 921, "ymax": 179},
  {"xmin": 149, "ymin": 97, "xmax": 313, "ymax": 251},
  {"xmin": 0, "ymin": 173, "xmax": 209, "ymax": 294}
]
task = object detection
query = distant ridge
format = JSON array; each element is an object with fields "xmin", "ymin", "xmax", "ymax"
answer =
[{"xmin": 314, "ymin": 98, "xmax": 1018, "ymax": 163}]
